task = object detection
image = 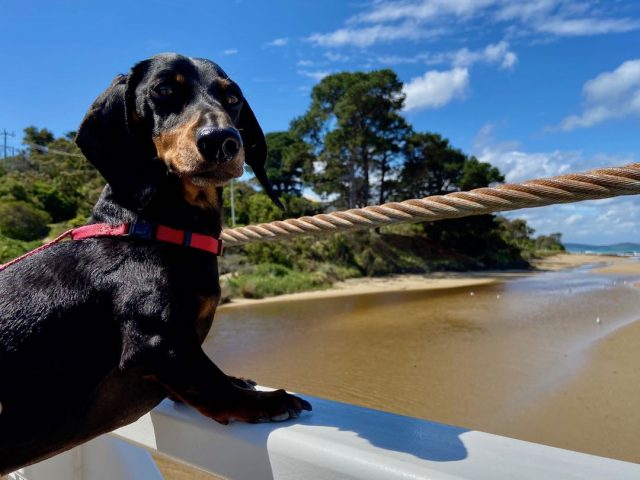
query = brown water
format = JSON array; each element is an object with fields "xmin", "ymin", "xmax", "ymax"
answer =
[{"xmin": 204, "ymin": 264, "xmax": 640, "ymax": 463}]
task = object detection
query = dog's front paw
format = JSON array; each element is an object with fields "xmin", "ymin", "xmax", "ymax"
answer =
[{"xmin": 212, "ymin": 388, "xmax": 312, "ymax": 425}]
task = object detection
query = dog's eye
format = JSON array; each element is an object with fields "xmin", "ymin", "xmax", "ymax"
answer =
[
  {"xmin": 226, "ymin": 94, "xmax": 239, "ymax": 105},
  {"xmin": 154, "ymin": 84, "xmax": 174, "ymax": 97}
]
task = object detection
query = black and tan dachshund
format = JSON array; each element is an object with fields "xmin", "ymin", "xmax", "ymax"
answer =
[{"xmin": 0, "ymin": 53, "xmax": 311, "ymax": 473}]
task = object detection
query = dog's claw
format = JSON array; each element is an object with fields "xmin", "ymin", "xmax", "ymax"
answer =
[{"xmin": 271, "ymin": 412, "xmax": 290, "ymax": 422}]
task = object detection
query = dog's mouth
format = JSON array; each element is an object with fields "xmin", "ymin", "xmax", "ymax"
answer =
[{"xmin": 188, "ymin": 158, "xmax": 244, "ymax": 187}]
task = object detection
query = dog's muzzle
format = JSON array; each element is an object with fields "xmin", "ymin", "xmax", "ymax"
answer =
[{"xmin": 196, "ymin": 127, "xmax": 242, "ymax": 164}]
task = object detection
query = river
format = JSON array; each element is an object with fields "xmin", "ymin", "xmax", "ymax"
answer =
[{"xmin": 204, "ymin": 262, "xmax": 640, "ymax": 463}]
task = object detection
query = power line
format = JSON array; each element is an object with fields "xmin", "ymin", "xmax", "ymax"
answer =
[
  {"xmin": 27, "ymin": 143, "xmax": 85, "ymax": 158},
  {"xmin": 2, "ymin": 129, "xmax": 15, "ymax": 159}
]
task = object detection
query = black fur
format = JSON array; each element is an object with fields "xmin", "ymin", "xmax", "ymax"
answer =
[{"xmin": 0, "ymin": 53, "xmax": 308, "ymax": 474}]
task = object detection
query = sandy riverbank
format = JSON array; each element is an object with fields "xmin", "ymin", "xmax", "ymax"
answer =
[
  {"xmin": 532, "ymin": 252, "xmax": 640, "ymax": 274},
  {"xmin": 221, "ymin": 253, "xmax": 636, "ymax": 310}
]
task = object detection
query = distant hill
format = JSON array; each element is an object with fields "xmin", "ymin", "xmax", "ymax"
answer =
[{"xmin": 565, "ymin": 242, "xmax": 640, "ymax": 254}]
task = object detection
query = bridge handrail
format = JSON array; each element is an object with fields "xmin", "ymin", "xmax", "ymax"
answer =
[
  {"xmin": 11, "ymin": 391, "xmax": 640, "ymax": 479},
  {"xmin": 221, "ymin": 163, "xmax": 640, "ymax": 246}
]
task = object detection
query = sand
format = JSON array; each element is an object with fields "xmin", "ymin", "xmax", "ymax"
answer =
[
  {"xmin": 221, "ymin": 253, "xmax": 630, "ymax": 310},
  {"xmin": 221, "ymin": 274, "xmax": 500, "ymax": 309}
]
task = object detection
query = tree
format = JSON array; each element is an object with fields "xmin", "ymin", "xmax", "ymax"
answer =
[
  {"xmin": 498, "ymin": 217, "xmax": 535, "ymax": 247},
  {"xmin": 293, "ymin": 70, "xmax": 410, "ymax": 209},
  {"xmin": 264, "ymin": 131, "xmax": 313, "ymax": 196},
  {"xmin": 459, "ymin": 157, "xmax": 503, "ymax": 191},
  {"xmin": 399, "ymin": 132, "xmax": 467, "ymax": 198},
  {"xmin": 24, "ymin": 126, "xmax": 54, "ymax": 148},
  {"xmin": 398, "ymin": 131, "xmax": 505, "ymax": 246}
]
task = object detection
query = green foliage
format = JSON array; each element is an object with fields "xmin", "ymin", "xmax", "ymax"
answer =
[
  {"xmin": 535, "ymin": 233, "xmax": 565, "ymax": 252},
  {"xmin": 31, "ymin": 181, "xmax": 78, "ymax": 221},
  {"xmin": 0, "ymin": 200, "xmax": 51, "ymax": 241},
  {"xmin": 497, "ymin": 217, "xmax": 565, "ymax": 259},
  {"xmin": 244, "ymin": 241, "xmax": 295, "ymax": 267},
  {"xmin": 226, "ymin": 263, "xmax": 331, "ymax": 299},
  {"xmin": 264, "ymin": 131, "xmax": 313, "ymax": 196},
  {"xmin": 0, "ymin": 127, "xmax": 100, "ymax": 224},
  {"xmin": 247, "ymin": 193, "xmax": 282, "ymax": 224},
  {"xmin": 222, "ymin": 182, "xmax": 322, "ymax": 227},
  {"xmin": 0, "ymin": 235, "xmax": 40, "ymax": 263},
  {"xmin": 24, "ymin": 126, "xmax": 54, "ymax": 147}
]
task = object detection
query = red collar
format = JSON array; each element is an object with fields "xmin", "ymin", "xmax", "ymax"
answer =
[{"xmin": 0, "ymin": 221, "xmax": 223, "ymax": 272}]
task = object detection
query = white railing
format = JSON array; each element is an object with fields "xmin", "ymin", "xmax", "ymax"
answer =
[{"xmin": 10, "ymin": 391, "xmax": 640, "ymax": 480}]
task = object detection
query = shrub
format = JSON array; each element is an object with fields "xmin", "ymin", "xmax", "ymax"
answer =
[
  {"xmin": 226, "ymin": 263, "xmax": 330, "ymax": 299},
  {"xmin": 0, "ymin": 234, "xmax": 40, "ymax": 263},
  {"xmin": 32, "ymin": 181, "xmax": 78, "ymax": 222},
  {"xmin": 0, "ymin": 200, "xmax": 51, "ymax": 241}
]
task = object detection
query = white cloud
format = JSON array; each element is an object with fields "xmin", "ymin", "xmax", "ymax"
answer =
[
  {"xmin": 564, "ymin": 214, "xmax": 584, "ymax": 226},
  {"xmin": 481, "ymin": 148, "xmax": 576, "ymax": 183},
  {"xmin": 378, "ymin": 41, "xmax": 517, "ymax": 70},
  {"xmin": 308, "ymin": 1, "xmax": 639, "ymax": 49},
  {"xmin": 536, "ymin": 17, "xmax": 639, "ymax": 36},
  {"xmin": 403, "ymin": 67, "xmax": 469, "ymax": 111},
  {"xmin": 308, "ymin": 22, "xmax": 436, "ymax": 48},
  {"xmin": 298, "ymin": 69, "xmax": 331, "ymax": 81},
  {"xmin": 557, "ymin": 59, "xmax": 640, "ymax": 130},
  {"xmin": 324, "ymin": 52, "xmax": 350, "ymax": 62},
  {"xmin": 350, "ymin": 0, "xmax": 495, "ymax": 24},
  {"xmin": 472, "ymin": 124, "xmax": 639, "ymax": 243},
  {"xmin": 222, "ymin": 49, "xmax": 238, "ymax": 55},
  {"xmin": 473, "ymin": 123, "xmax": 634, "ymax": 183},
  {"xmin": 266, "ymin": 37, "xmax": 289, "ymax": 47},
  {"xmin": 451, "ymin": 41, "xmax": 517, "ymax": 69},
  {"xmin": 504, "ymin": 197, "xmax": 640, "ymax": 244}
]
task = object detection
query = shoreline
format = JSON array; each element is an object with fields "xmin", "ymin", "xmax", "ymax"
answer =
[{"xmin": 219, "ymin": 253, "xmax": 640, "ymax": 311}]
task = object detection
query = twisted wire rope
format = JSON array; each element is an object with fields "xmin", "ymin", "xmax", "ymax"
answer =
[{"xmin": 221, "ymin": 163, "xmax": 640, "ymax": 247}]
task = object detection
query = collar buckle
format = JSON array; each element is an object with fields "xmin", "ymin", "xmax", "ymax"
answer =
[{"xmin": 128, "ymin": 221, "xmax": 155, "ymax": 240}]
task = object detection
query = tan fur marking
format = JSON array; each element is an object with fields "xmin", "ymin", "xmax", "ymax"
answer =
[
  {"xmin": 153, "ymin": 112, "xmax": 244, "ymax": 209},
  {"xmin": 153, "ymin": 114, "xmax": 203, "ymax": 173},
  {"xmin": 181, "ymin": 178, "xmax": 218, "ymax": 210},
  {"xmin": 175, "ymin": 73, "xmax": 185, "ymax": 84},
  {"xmin": 196, "ymin": 295, "xmax": 219, "ymax": 342}
]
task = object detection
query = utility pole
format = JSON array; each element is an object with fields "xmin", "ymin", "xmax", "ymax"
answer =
[
  {"xmin": 230, "ymin": 179, "xmax": 237, "ymax": 227},
  {"xmin": 2, "ymin": 129, "xmax": 15, "ymax": 159}
]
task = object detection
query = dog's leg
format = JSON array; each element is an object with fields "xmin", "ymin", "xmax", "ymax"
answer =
[
  {"xmin": 168, "ymin": 376, "xmax": 256, "ymax": 403},
  {"xmin": 146, "ymin": 346, "xmax": 311, "ymax": 424},
  {"xmin": 227, "ymin": 376, "xmax": 257, "ymax": 390}
]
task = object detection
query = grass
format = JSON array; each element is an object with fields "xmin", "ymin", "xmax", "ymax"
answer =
[{"xmin": 225, "ymin": 263, "xmax": 359, "ymax": 299}]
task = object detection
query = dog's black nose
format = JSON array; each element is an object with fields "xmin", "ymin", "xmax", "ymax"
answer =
[{"xmin": 196, "ymin": 127, "xmax": 242, "ymax": 163}]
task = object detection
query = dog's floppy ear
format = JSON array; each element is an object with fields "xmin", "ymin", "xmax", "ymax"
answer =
[
  {"xmin": 239, "ymin": 101, "xmax": 284, "ymax": 210},
  {"xmin": 76, "ymin": 61, "xmax": 167, "ymax": 211}
]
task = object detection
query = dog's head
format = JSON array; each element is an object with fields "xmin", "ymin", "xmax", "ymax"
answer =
[{"xmin": 76, "ymin": 53, "xmax": 282, "ymax": 211}]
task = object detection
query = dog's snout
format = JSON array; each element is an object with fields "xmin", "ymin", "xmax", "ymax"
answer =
[{"xmin": 196, "ymin": 127, "xmax": 242, "ymax": 163}]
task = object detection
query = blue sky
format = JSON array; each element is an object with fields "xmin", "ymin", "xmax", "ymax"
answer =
[{"xmin": 1, "ymin": 0, "xmax": 639, "ymax": 244}]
